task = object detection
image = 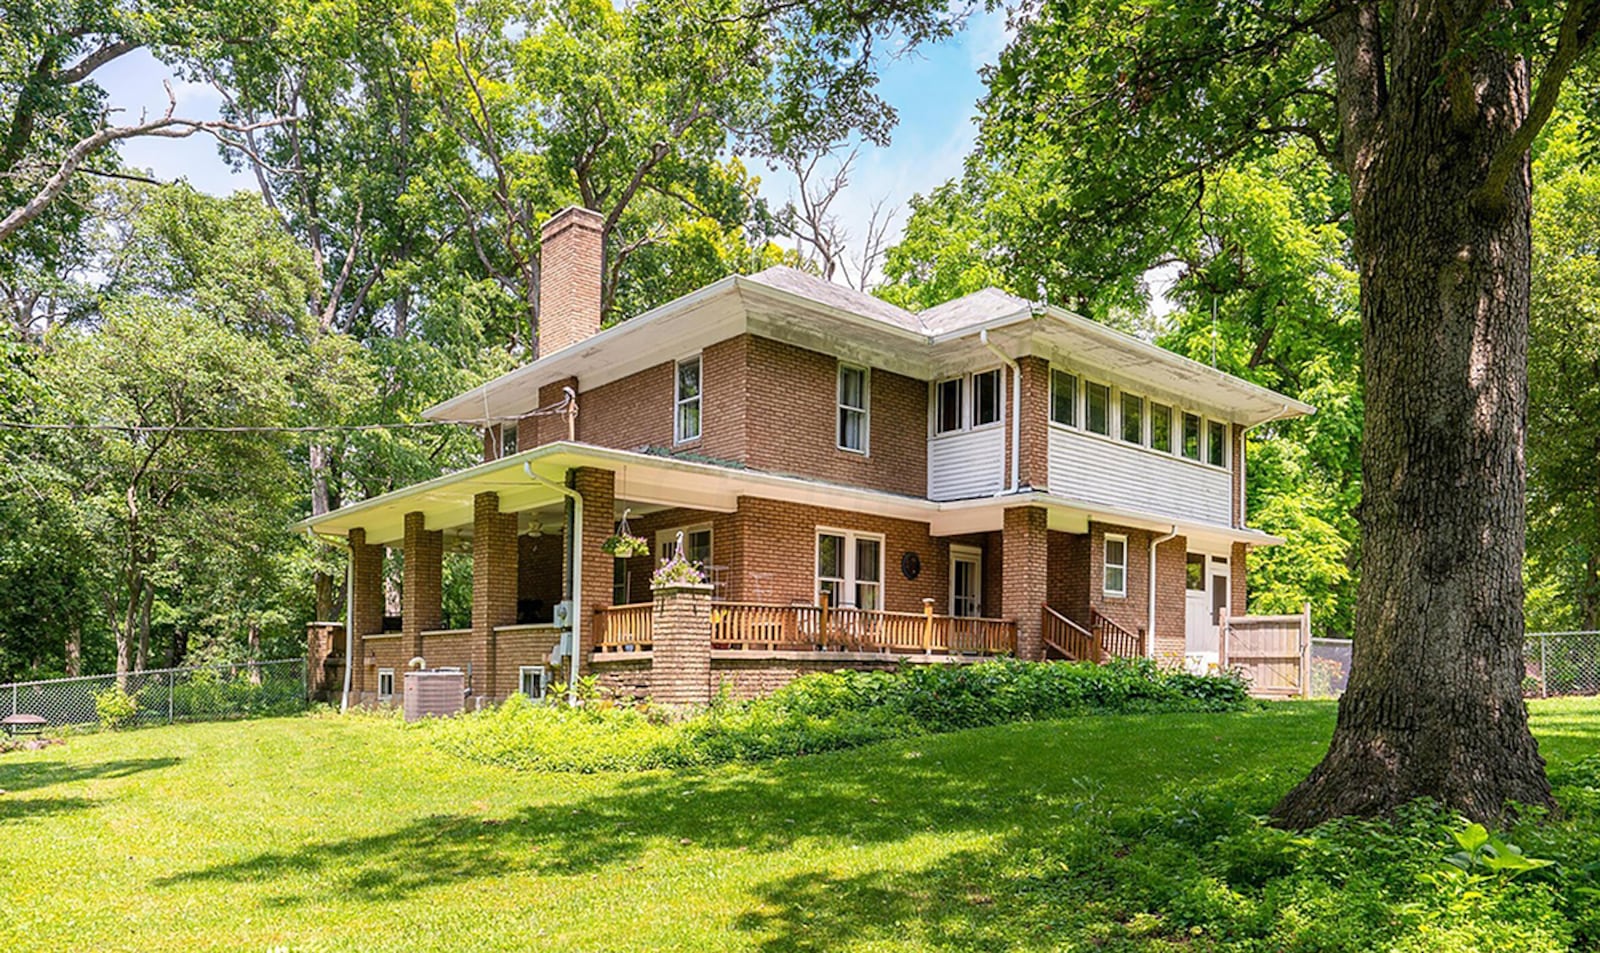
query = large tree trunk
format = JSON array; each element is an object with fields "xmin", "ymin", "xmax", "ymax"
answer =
[
  {"xmin": 64, "ymin": 625, "xmax": 81, "ymax": 677},
  {"xmin": 1274, "ymin": 10, "xmax": 1556, "ymax": 826}
]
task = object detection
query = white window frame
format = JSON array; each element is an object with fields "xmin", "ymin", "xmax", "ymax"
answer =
[
  {"xmin": 1050, "ymin": 369, "xmax": 1078, "ymax": 428},
  {"xmin": 815, "ymin": 528, "xmax": 886, "ymax": 610},
  {"xmin": 949, "ymin": 544, "xmax": 983, "ymax": 618},
  {"xmin": 933, "ymin": 376, "xmax": 965, "ymax": 435},
  {"xmin": 1181, "ymin": 411, "xmax": 1203, "ymax": 461},
  {"xmin": 656, "ymin": 523, "xmax": 713, "ymax": 566},
  {"xmin": 1149, "ymin": 401, "xmax": 1174, "ymax": 453},
  {"xmin": 970, "ymin": 368, "xmax": 1003, "ymax": 428},
  {"xmin": 837, "ymin": 362, "xmax": 870, "ymax": 454},
  {"xmin": 377, "ymin": 668, "xmax": 395, "ymax": 701},
  {"xmin": 1084, "ymin": 379, "xmax": 1112, "ymax": 436},
  {"xmin": 1206, "ymin": 418, "xmax": 1228, "ymax": 468},
  {"xmin": 674, "ymin": 354, "xmax": 702, "ymax": 444},
  {"xmin": 1102, "ymin": 534, "xmax": 1128, "ymax": 598},
  {"xmin": 518, "ymin": 665, "xmax": 545, "ymax": 700},
  {"xmin": 1119, "ymin": 390, "xmax": 1145, "ymax": 445}
]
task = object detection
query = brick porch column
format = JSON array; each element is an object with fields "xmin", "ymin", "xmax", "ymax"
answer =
[
  {"xmin": 473, "ymin": 492, "xmax": 519, "ymax": 705},
  {"xmin": 650, "ymin": 581, "xmax": 714, "ymax": 705},
  {"xmin": 572, "ymin": 467, "xmax": 615, "ymax": 675},
  {"xmin": 349, "ymin": 528, "xmax": 384, "ymax": 696},
  {"xmin": 1016, "ymin": 356, "xmax": 1051, "ymax": 491},
  {"xmin": 1002, "ymin": 505, "xmax": 1050, "ymax": 661},
  {"xmin": 402, "ymin": 511, "xmax": 443, "ymax": 673}
]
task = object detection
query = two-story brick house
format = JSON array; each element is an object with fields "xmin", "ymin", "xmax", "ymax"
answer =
[{"xmin": 301, "ymin": 206, "xmax": 1313, "ymax": 708}]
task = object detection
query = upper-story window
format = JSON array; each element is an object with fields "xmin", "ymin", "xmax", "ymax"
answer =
[
  {"xmin": 675, "ymin": 355, "xmax": 701, "ymax": 443},
  {"xmin": 1150, "ymin": 402, "xmax": 1172, "ymax": 452},
  {"xmin": 837, "ymin": 363, "xmax": 869, "ymax": 453},
  {"xmin": 1085, "ymin": 381, "xmax": 1111, "ymax": 436},
  {"xmin": 1208, "ymin": 419, "xmax": 1227, "ymax": 467},
  {"xmin": 1182, "ymin": 412, "xmax": 1202, "ymax": 461},
  {"xmin": 1120, "ymin": 393, "xmax": 1143, "ymax": 444},
  {"xmin": 972, "ymin": 369, "xmax": 1002, "ymax": 427},
  {"xmin": 1050, "ymin": 370, "xmax": 1077, "ymax": 426},
  {"xmin": 935, "ymin": 377, "xmax": 963, "ymax": 434}
]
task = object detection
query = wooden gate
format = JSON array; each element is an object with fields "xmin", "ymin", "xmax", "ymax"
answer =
[{"xmin": 1220, "ymin": 604, "xmax": 1312, "ymax": 698}]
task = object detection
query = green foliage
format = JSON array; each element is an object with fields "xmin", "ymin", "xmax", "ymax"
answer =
[
  {"xmin": 93, "ymin": 685, "xmax": 137, "ymax": 730},
  {"xmin": 427, "ymin": 659, "xmax": 1251, "ymax": 773}
]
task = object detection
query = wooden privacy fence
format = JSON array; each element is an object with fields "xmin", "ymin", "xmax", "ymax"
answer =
[{"xmin": 1220, "ymin": 604, "xmax": 1312, "ymax": 697}]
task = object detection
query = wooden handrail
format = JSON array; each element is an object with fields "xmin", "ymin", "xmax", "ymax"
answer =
[
  {"xmin": 1090, "ymin": 609, "xmax": 1143, "ymax": 660},
  {"xmin": 1043, "ymin": 605, "xmax": 1099, "ymax": 662},
  {"xmin": 710, "ymin": 601, "xmax": 1015, "ymax": 656},
  {"xmin": 595, "ymin": 602, "xmax": 654, "ymax": 652}
]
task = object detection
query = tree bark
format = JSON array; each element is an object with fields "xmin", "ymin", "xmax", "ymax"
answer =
[
  {"xmin": 65, "ymin": 625, "xmax": 81, "ymax": 678},
  {"xmin": 1274, "ymin": 6, "xmax": 1556, "ymax": 826}
]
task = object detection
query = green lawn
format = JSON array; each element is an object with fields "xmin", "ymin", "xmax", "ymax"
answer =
[{"xmin": 1, "ymin": 700, "xmax": 1597, "ymax": 952}]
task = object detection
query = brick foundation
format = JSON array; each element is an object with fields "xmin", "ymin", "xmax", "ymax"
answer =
[{"xmin": 649, "ymin": 583, "xmax": 714, "ymax": 705}]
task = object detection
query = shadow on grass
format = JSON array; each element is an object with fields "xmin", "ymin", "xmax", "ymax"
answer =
[
  {"xmin": 0, "ymin": 757, "xmax": 181, "ymax": 794},
  {"xmin": 0, "ymin": 796, "xmax": 96, "ymax": 824}
]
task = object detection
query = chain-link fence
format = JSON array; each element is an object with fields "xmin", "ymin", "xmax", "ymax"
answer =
[
  {"xmin": 1303, "ymin": 632, "xmax": 1600, "ymax": 699},
  {"xmin": 0, "ymin": 659, "xmax": 307, "ymax": 729},
  {"xmin": 1526, "ymin": 631, "xmax": 1600, "ymax": 698}
]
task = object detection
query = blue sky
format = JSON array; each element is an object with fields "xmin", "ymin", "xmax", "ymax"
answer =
[{"xmin": 95, "ymin": 7, "xmax": 1013, "ymax": 279}]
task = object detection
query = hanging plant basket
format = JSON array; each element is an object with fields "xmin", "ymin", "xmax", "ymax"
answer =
[{"xmin": 602, "ymin": 533, "xmax": 650, "ymax": 558}]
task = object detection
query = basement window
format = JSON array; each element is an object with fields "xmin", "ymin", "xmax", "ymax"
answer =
[
  {"xmin": 1103, "ymin": 535, "xmax": 1128, "ymax": 598},
  {"xmin": 377, "ymin": 668, "xmax": 395, "ymax": 701},
  {"xmin": 675, "ymin": 355, "xmax": 701, "ymax": 443},
  {"xmin": 519, "ymin": 666, "xmax": 545, "ymax": 700}
]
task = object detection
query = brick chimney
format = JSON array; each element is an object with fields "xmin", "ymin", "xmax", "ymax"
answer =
[{"xmin": 538, "ymin": 206, "xmax": 605, "ymax": 357}]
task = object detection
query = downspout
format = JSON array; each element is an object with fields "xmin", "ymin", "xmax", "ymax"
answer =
[
  {"xmin": 1148, "ymin": 526, "xmax": 1179, "ymax": 660},
  {"xmin": 980, "ymin": 328, "xmax": 1021, "ymax": 494},
  {"xmin": 306, "ymin": 529, "xmax": 355, "ymax": 713},
  {"xmin": 524, "ymin": 462, "xmax": 583, "ymax": 706}
]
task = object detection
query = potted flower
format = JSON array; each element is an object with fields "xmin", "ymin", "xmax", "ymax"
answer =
[{"xmin": 601, "ymin": 532, "xmax": 650, "ymax": 558}]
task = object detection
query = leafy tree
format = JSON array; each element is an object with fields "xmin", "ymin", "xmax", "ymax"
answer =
[{"xmin": 956, "ymin": 0, "xmax": 1600, "ymax": 824}]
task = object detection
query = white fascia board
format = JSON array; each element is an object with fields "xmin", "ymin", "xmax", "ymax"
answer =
[{"xmin": 928, "ymin": 490, "xmax": 1284, "ymax": 547}]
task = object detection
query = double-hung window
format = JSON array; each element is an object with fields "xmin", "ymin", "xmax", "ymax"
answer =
[
  {"xmin": 837, "ymin": 364, "xmax": 869, "ymax": 453},
  {"xmin": 1085, "ymin": 382, "xmax": 1111, "ymax": 435},
  {"xmin": 674, "ymin": 355, "xmax": 701, "ymax": 443},
  {"xmin": 816, "ymin": 530, "xmax": 884, "ymax": 611},
  {"xmin": 1050, "ymin": 370, "xmax": 1077, "ymax": 426},
  {"xmin": 935, "ymin": 378, "xmax": 963, "ymax": 435},
  {"xmin": 1103, "ymin": 534, "xmax": 1128, "ymax": 597},
  {"xmin": 1120, "ymin": 393, "xmax": 1144, "ymax": 444}
]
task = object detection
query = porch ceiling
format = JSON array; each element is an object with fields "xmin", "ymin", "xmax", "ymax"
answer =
[{"xmin": 928, "ymin": 492, "xmax": 1284, "ymax": 549}]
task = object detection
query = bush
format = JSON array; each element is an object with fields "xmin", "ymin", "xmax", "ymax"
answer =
[
  {"xmin": 427, "ymin": 659, "xmax": 1251, "ymax": 773},
  {"xmin": 93, "ymin": 685, "xmax": 138, "ymax": 730}
]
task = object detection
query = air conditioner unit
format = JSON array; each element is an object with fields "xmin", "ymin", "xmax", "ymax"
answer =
[{"xmin": 552, "ymin": 600, "xmax": 574, "ymax": 629}]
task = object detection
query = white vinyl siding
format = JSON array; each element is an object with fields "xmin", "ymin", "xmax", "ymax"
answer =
[
  {"xmin": 1047, "ymin": 426, "xmax": 1233, "ymax": 525},
  {"xmin": 928, "ymin": 427, "xmax": 1005, "ymax": 500}
]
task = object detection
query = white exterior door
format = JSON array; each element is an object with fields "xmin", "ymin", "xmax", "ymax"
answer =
[
  {"xmin": 950, "ymin": 546, "xmax": 982, "ymax": 617},
  {"xmin": 1184, "ymin": 552, "xmax": 1230, "ymax": 669}
]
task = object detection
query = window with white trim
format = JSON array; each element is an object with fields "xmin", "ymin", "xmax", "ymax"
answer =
[
  {"xmin": 1050, "ymin": 370, "xmax": 1077, "ymax": 426},
  {"xmin": 972, "ymin": 369, "xmax": 1002, "ymax": 427},
  {"xmin": 518, "ymin": 666, "xmax": 545, "ymax": 700},
  {"xmin": 816, "ymin": 529, "xmax": 885, "ymax": 611},
  {"xmin": 1120, "ymin": 392, "xmax": 1144, "ymax": 444},
  {"xmin": 1150, "ymin": 402, "xmax": 1173, "ymax": 453},
  {"xmin": 377, "ymin": 668, "xmax": 395, "ymax": 701},
  {"xmin": 1208, "ymin": 419, "xmax": 1227, "ymax": 467},
  {"xmin": 1182, "ymin": 412, "xmax": 1202, "ymax": 460},
  {"xmin": 837, "ymin": 363, "xmax": 869, "ymax": 453},
  {"xmin": 674, "ymin": 355, "xmax": 701, "ymax": 443},
  {"xmin": 934, "ymin": 377, "xmax": 963, "ymax": 434},
  {"xmin": 1085, "ymin": 381, "xmax": 1110, "ymax": 435},
  {"xmin": 1103, "ymin": 534, "xmax": 1128, "ymax": 597},
  {"xmin": 656, "ymin": 525, "xmax": 712, "ymax": 567},
  {"xmin": 612, "ymin": 559, "xmax": 630, "ymax": 604}
]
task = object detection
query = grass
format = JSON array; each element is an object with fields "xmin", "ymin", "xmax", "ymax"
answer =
[{"xmin": 0, "ymin": 698, "xmax": 1597, "ymax": 951}]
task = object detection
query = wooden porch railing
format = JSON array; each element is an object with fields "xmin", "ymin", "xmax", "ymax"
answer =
[
  {"xmin": 1043, "ymin": 605, "xmax": 1099, "ymax": 661},
  {"xmin": 710, "ymin": 595, "xmax": 1016, "ymax": 656},
  {"xmin": 594, "ymin": 602, "xmax": 654, "ymax": 653},
  {"xmin": 1090, "ymin": 609, "xmax": 1144, "ymax": 660}
]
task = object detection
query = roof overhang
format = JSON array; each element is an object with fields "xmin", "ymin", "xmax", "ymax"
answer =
[{"xmin": 299, "ymin": 443, "xmax": 1282, "ymax": 551}]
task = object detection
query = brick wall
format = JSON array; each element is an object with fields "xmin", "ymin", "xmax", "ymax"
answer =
[
  {"xmin": 1002, "ymin": 506, "xmax": 1049, "ymax": 660},
  {"xmin": 1046, "ymin": 531, "xmax": 1091, "ymax": 624},
  {"xmin": 518, "ymin": 533, "xmax": 565, "ymax": 609},
  {"xmin": 1232, "ymin": 423, "xmax": 1245, "ymax": 527},
  {"xmin": 472, "ymin": 492, "xmax": 518, "ymax": 697},
  {"xmin": 573, "ymin": 468, "xmax": 614, "ymax": 673},
  {"xmin": 538, "ymin": 207, "xmax": 604, "ymax": 357},
  {"xmin": 649, "ymin": 583, "xmax": 714, "ymax": 705},
  {"xmin": 349, "ymin": 529, "xmax": 384, "ymax": 695},
  {"xmin": 1231, "ymin": 541, "xmax": 1249, "ymax": 615},
  {"xmin": 491, "ymin": 626, "xmax": 562, "ymax": 701},
  {"xmin": 1016, "ymin": 356, "xmax": 1050, "ymax": 490},
  {"xmin": 611, "ymin": 506, "xmax": 743, "ymax": 604},
  {"xmin": 1154, "ymin": 536, "xmax": 1189, "ymax": 663},
  {"xmin": 360, "ymin": 636, "xmax": 405, "ymax": 706},
  {"xmin": 744, "ymin": 336, "xmax": 927, "ymax": 496},
  {"xmin": 1086, "ymin": 521, "xmax": 1153, "ymax": 642},
  {"xmin": 401, "ymin": 512, "xmax": 442, "ymax": 666}
]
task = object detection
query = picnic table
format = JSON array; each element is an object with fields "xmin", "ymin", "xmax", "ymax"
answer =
[{"xmin": 1, "ymin": 714, "xmax": 49, "ymax": 737}]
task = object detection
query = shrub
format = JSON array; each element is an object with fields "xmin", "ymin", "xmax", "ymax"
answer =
[
  {"xmin": 427, "ymin": 659, "xmax": 1252, "ymax": 773},
  {"xmin": 93, "ymin": 685, "xmax": 138, "ymax": 730}
]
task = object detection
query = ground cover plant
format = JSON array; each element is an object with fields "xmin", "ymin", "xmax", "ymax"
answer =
[
  {"xmin": 1, "ymin": 698, "xmax": 1597, "ymax": 951},
  {"xmin": 426, "ymin": 659, "xmax": 1252, "ymax": 772}
]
